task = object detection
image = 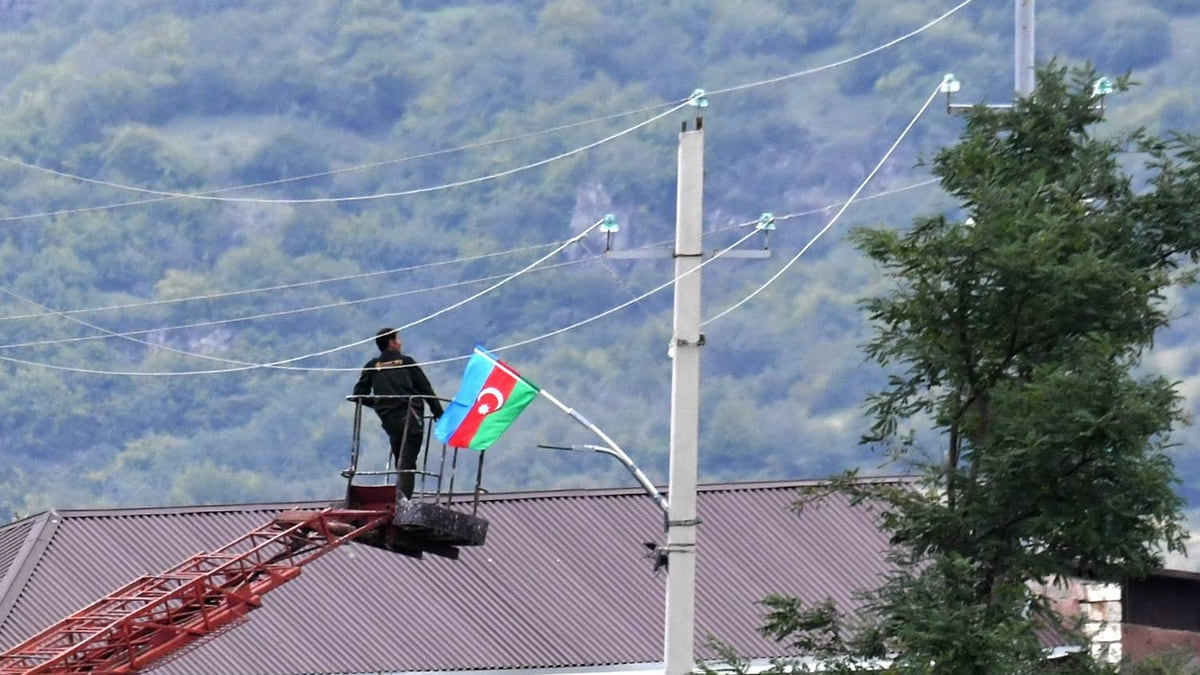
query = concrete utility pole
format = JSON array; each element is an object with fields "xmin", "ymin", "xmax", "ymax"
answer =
[
  {"xmin": 604, "ymin": 91, "xmax": 767, "ymax": 675},
  {"xmin": 1015, "ymin": 0, "xmax": 1035, "ymax": 97},
  {"xmin": 945, "ymin": 1, "xmax": 1035, "ymax": 111},
  {"xmin": 662, "ymin": 115, "xmax": 704, "ymax": 675}
]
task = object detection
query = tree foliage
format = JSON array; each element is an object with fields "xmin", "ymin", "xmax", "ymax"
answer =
[{"xmin": 752, "ymin": 65, "xmax": 1200, "ymax": 673}]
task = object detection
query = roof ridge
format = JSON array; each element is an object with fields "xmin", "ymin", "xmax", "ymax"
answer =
[
  {"xmin": 471, "ymin": 475, "xmax": 915, "ymax": 502},
  {"xmin": 26, "ymin": 499, "xmax": 340, "ymax": 518},
  {"xmin": 4, "ymin": 476, "xmax": 919, "ymax": 520},
  {"xmin": 0, "ymin": 511, "xmax": 61, "ymax": 639}
]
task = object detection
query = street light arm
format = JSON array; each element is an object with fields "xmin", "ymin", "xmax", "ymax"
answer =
[
  {"xmin": 536, "ymin": 390, "xmax": 670, "ymax": 523},
  {"xmin": 576, "ymin": 444, "xmax": 668, "ymax": 514}
]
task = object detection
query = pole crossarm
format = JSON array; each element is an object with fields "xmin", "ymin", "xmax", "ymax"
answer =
[{"xmin": 0, "ymin": 508, "xmax": 391, "ymax": 675}]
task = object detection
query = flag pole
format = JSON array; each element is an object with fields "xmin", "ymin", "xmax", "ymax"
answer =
[{"xmin": 537, "ymin": 388, "xmax": 670, "ymax": 521}]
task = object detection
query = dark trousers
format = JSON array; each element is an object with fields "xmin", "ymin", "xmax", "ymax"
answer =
[{"xmin": 379, "ymin": 410, "xmax": 424, "ymax": 499}]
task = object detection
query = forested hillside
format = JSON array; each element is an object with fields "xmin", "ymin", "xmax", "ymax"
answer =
[{"xmin": 1, "ymin": 0, "xmax": 1198, "ymax": 555}]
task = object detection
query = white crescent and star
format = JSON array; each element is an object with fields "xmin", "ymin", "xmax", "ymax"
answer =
[{"xmin": 475, "ymin": 387, "xmax": 505, "ymax": 415}]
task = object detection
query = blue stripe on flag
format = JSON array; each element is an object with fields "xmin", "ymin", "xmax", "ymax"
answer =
[{"xmin": 434, "ymin": 346, "xmax": 498, "ymax": 443}]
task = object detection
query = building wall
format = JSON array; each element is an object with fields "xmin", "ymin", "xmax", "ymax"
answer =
[
  {"xmin": 1123, "ymin": 624, "xmax": 1200, "ymax": 664},
  {"xmin": 1123, "ymin": 571, "xmax": 1200, "ymax": 665},
  {"xmin": 1035, "ymin": 578, "xmax": 1122, "ymax": 664}
]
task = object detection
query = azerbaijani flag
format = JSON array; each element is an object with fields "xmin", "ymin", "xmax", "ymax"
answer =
[{"xmin": 434, "ymin": 346, "xmax": 540, "ymax": 451}]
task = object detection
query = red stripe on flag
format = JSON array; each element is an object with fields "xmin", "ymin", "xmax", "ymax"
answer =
[{"xmin": 447, "ymin": 365, "xmax": 520, "ymax": 448}]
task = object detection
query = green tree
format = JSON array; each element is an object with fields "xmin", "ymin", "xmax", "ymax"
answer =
[{"xmin": 751, "ymin": 65, "xmax": 1200, "ymax": 674}]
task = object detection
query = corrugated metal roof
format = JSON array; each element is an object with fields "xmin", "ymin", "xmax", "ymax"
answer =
[
  {"xmin": 0, "ymin": 512, "xmax": 55, "ymax": 626},
  {"xmin": 0, "ymin": 480, "xmax": 895, "ymax": 675},
  {"xmin": 0, "ymin": 516, "xmax": 37, "ymax": 584}
]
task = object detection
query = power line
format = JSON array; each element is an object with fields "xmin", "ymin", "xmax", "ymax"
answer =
[
  {"xmin": 0, "ymin": 179, "xmax": 938, "ymax": 329},
  {"xmin": 0, "ymin": 242, "xmax": 561, "ymax": 322},
  {"xmin": 0, "ymin": 103, "xmax": 684, "ymax": 222},
  {"xmin": 578, "ymin": 237, "xmax": 672, "ymax": 335},
  {"xmin": 0, "ymin": 7, "xmax": 964, "ymax": 374},
  {"xmin": 702, "ymin": 81, "xmax": 945, "ymax": 327},
  {"xmin": 1, "ymin": 287, "xmax": 265, "ymax": 369},
  {"xmin": 0, "ymin": 0, "xmax": 974, "ymax": 217},
  {"xmin": 479, "ymin": 230, "xmax": 763, "ymax": 357},
  {"xmin": 690, "ymin": 178, "xmax": 940, "ymax": 243},
  {"xmin": 756, "ymin": 179, "xmax": 940, "ymax": 225},
  {"xmin": 0, "ymin": 179, "xmax": 940, "ymax": 353},
  {"xmin": 0, "ymin": 257, "xmax": 596, "ymax": 350},
  {"xmin": 0, "ymin": 173, "xmax": 944, "ymax": 372},
  {"xmin": 706, "ymin": 0, "xmax": 975, "ymax": 97},
  {"xmin": 0, "ymin": 103, "xmax": 690, "ymax": 206},
  {"xmin": 0, "ymin": 218, "xmax": 607, "ymax": 375},
  {"xmin": 276, "ymin": 225, "xmax": 767, "ymax": 372}
]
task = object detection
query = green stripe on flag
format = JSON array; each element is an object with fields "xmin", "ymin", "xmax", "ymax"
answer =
[{"xmin": 470, "ymin": 377, "xmax": 540, "ymax": 450}]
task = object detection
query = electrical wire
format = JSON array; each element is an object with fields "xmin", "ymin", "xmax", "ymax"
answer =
[
  {"xmin": 0, "ymin": 178, "xmax": 939, "ymax": 353},
  {"xmin": 681, "ymin": 178, "xmax": 941, "ymax": 245},
  {"xmin": 488, "ymin": 178, "xmax": 945, "ymax": 357},
  {"xmin": 0, "ymin": 218, "xmax": 744, "ymax": 375},
  {"xmin": 1, "ymin": 287, "xmax": 264, "ymax": 369},
  {"xmin": 487, "ymin": 228, "xmax": 762, "ymax": 356},
  {"xmin": 283, "ymin": 225, "xmax": 766, "ymax": 372},
  {"xmin": 753, "ymin": 179, "xmax": 940, "ymax": 226},
  {"xmin": 0, "ymin": 103, "xmax": 684, "ymax": 222},
  {"xmin": 702, "ymin": 81, "xmax": 945, "ymax": 327},
  {"xmin": 706, "ymin": 0, "xmax": 975, "ymax": 97},
  {"xmin": 0, "ymin": 4, "xmax": 978, "ymax": 380},
  {"xmin": 0, "ymin": 0, "xmax": 973, "ymax": 216},
  {"xmin": 0, "ymin": 218, "xmax": 606, "ymax": 375},
  {"xmin": 0, "ymin": 257, "xmax": 597, "ymax": 350},
  {"xmin": 0, "ymin": 170, "xmax": 944, "ymax": 373},
  {"xmin": 0, "ymin": 241, "xmax": 562, "ymax": 322},
  {"xmin": 605, "ymin": 178, "xmax": 941, "ymax": 253},
  {"xmin": 577, "ymin": 237, "xmax": 672, "ymax": 335},
  {"xmin": 0, "ymin": 178, "xmax": 938, "ymax": 330},
  {"xmin": 0, "ymin": 102, "xmax": 690, "ymax": 207},
  {"xmin": 0, "ymin": 0, "xmax": 970, "ymax": 376}
]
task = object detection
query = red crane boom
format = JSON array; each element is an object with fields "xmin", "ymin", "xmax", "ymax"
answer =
[
  {"xmin": 0, "ymin": 507, "xmax": 392, "ymax": 675},
  {"xmin": 0, "ymin": 400, "xmax": 492, "ymax": 675}
]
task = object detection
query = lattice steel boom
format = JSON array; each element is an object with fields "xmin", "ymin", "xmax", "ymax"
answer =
[{"xmin": 0, "ymin": 507, "xmax": 392, "ymax": 675}]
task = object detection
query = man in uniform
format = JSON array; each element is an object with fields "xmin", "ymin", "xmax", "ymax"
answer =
[{"xmin": 353, "ymin": 328, "xmax": 444, "ymax": 499}]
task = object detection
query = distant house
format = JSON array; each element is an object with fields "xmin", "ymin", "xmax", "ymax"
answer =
[
  {"xmin": 0, "ymin": 479, "xmax": 1195, "ymax": 674},
  {"xmin": 1123, "ymin": 569, "xmax": 1200, "ymax": 663}
]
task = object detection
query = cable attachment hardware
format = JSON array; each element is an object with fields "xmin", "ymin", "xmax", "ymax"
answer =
[
  {"xmin": 755, "ymin": 212, "xmax": 776, "ymax": 250},
  {"xmin": 939, "ymin": 73, "xmax": 961, "ymax": 112},
  {"xmin": 668, "ymin": 335, "xmax": 706, "ymax": 358},
  {"xmin": 643, "ymin": 541, "xmax": 669, "ymax": 574},
  {"xmin": 682, "ymin": 89, "xmax": 709, "ymax": 132},
  {"xmin": 1092, "ymin": 76, "xmax": 1114, "ymax": 114},
  {"xmin": 600, "ymin": 213, "xmax": 620, "ymax": 252}
]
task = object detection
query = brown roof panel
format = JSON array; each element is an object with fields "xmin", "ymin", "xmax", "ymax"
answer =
[
  {"xmin": 0, "ymin": 481, "xmax": 894, "ymax": 675},
  {"xmin": 0, "ymin": 516, "xmax": 38, "ymax": 586}
]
